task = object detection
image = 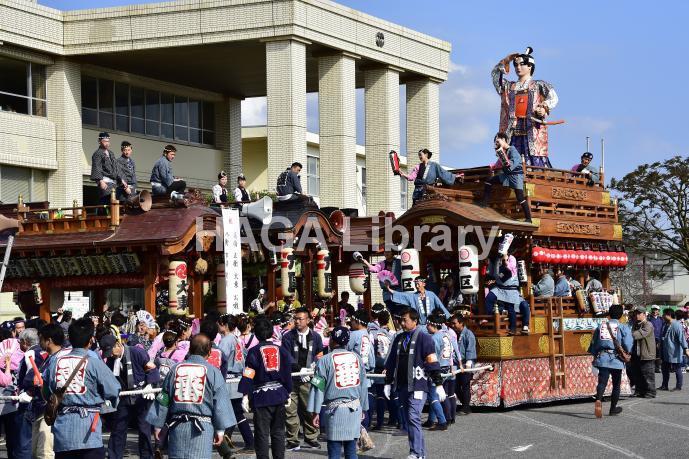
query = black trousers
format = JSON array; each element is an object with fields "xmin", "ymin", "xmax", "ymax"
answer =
[
  {"xmin": 630, "ymin": 357, "xmax": 656, "ymax": 396},
  {"xmin": 106, "ymin": 399, "xmax": 153, "ymax": 459},
  {"xmin": 596, "ymin": 367, "xmax": 622, "ymax": 407},
  {"xmin": 455, "ymin": 372, "xmax": 473, "ymax": 412},
  {"xmin": 254, "ymin": 404, "xmax": 286, "ymax": 459},
  {"xmin": 56, "ymin": 447, "xmax": 105, "ymax": 459}
]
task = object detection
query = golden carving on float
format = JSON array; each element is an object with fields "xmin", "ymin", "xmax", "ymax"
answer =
[
  {"xmin": 580, "ymin": 333, "xmax": 593, "ymax": 352},
  {"xmin": 552, "ymin": 187, "xmax": 589, "ymax": 201},
  {"xmin": 534, "ymin": 317, "xmax": 546, "ymax": 334},
  {"xmin": 477, "ymin": 337, "xmax": 514, "ymax": 358},
  {"xmin": 525, "ymin": 183, "xmax": 535, "ymax": 197},
  {"xmin": 555, "ymin": 222, "xmax": 601, "ymax": 235},
  {"xmin": 613, "ymin": 224, "xmax": 623, "ymax": 239},
  {"xmin": 420, "ymin": 216, "xmax": 446, "ymax": 224},
  {"xmin": 601, "ymin": 191, "xmax": 611, "ymax": 206},
  {"xmin": 538, "ymin": 335, "xmax": 550, "ymax": 354}
]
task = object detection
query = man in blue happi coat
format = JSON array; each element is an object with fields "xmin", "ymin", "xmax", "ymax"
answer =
[
  {"xmin": 146, "ymin": 334, "xmax": 236, "ymax": 459},
  {"xmin": 386, "ymin": 276, "xmax": 449, "ymax": 326},
  {"xmin": 239, "ymin": 318, "xmax": 293, "ymax": 459},
  {"xmin": 308, "ymin": 327, "xmax": 369, "ymax": 459},
  {"xmin": 43, "ymin": 318, "xmax": 121, "ymax": 459},
  {"xmin": 384, "ymin": 308, "xmax": 446, "ymax": 459}
]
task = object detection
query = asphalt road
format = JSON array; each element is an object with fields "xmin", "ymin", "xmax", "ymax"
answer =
[{"xmin": 2, "ymin": 391, "xmax": 687, "ymax": 458}]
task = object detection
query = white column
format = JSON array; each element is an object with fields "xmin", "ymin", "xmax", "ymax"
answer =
[
  {"xmin": 364, "ymin": 67, "xmax": 400, "ymax": 215},
  {"xmin": 46, "ymin": 58, "xmax": 83, "ymax": 207},
  {"xmin": 405, "ymin": 78, "xmax": 440, "ymax": 209},
  {"xmin": 265, "ymin": 39, "xmax": 307, "ymax": 193},
  {"xmin": 216, "ymin": 97, "xmax": 243, "ymax": 183},
  {"xmin": 318, "ymin": 52, "xmax": 358, "ymax": 209}
]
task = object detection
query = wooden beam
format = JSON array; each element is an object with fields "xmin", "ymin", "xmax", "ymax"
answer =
[
  {"xmin": 267, "ymin": 265, "xmax": 276, "ymax": 303},
  {"xmin": 192, "ymin": 273, "xmax": 203, "ymax": 319},
  {"xmin": 144, "ymin": 255, "xmax": 157, "ymax": 317},
  {"xmin": 94, "ymin": 289, "xmax": 106, "ymax": 315},
  {"xmin": 39, "ymin": 281, "xmax": 51, "ymax": 323}
]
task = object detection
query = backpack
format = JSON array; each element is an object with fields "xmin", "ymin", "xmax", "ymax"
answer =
[
  {"xmin": 155, "ymin": 349, "xmax": 176, "ymax": 379},
  {"xmin": 276, "ymin": 169, "xmax": 290, "ymax": 195}
]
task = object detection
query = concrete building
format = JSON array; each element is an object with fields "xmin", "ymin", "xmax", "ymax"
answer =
[{"xmin": 0, "ymin": 0, "xmax": 450, "ymax": 215}]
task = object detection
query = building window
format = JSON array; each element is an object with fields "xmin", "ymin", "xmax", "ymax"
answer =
[
  {"xmin": 400, "ymin": 175, "xmax": 408, "ymax": 211},
  {"xmin": 307, "ymin": 155, "xmax": 320, "ymax": 197},
  {"xmin": 0, "ymin": 166, "xmax": 48, "ymax": 203},
  {"xmin": 0, "ymin": 56, "xmax": 47, "ymax": 117},
  {"xmin": 81, "ymin": 76, "xmax": 216, "ymax": 146}
]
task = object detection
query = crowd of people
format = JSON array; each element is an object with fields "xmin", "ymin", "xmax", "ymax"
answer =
[
  {"xmin": 0, "ymin": 295, "xmax": 478, "ymax": 459},
  {"xmin": 589, "ymin": 303, "xmax": 689, "ymax": 418}
]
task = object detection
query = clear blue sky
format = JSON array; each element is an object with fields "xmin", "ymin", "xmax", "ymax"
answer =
[{"xmin": 40, "ymin": 0, "xmax": 688, "ymax": 181}]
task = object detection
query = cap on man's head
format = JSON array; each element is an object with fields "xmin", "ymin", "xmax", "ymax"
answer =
[
  {"xmin": 121, "ymin": 141, "xmax": 132, "ymax": 149},
  {"xmin": 651, "ymin": 305, "xmax": 660, "ymax": 310},
  {"xmin": 582, "ymin": 152, "xmax": 593, "ymax": 160},
  {"xmin": 634, "ymin": 305, "xmax": 647, "ymax": 314},
  {"xmin": 98, "ymin": 132, "xmax": 110, "ymax": 140},
  {"xmin": 99, "ymin": 334, "xmax": 118, "ymax": 358}
]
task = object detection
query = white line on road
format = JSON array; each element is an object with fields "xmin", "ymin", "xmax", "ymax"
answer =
[
  {"xmin": 511, "ymin": 444, "xmax": 533, "ymax": 452},
  {"xmin": 624, "ymin": 405, "xmax": 689, "ymax": 432},
  {"xmin": 499, "ymin": 412, "xmax": 645, "ymax": 459}
]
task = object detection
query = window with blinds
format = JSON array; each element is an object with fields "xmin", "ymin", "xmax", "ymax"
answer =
[
  {"xmin": 0, "ymin": 166, "xmax": 48, "ymax": 203},
  {"xmin": 1, "ymin": 166, "xmax": 31, "ymax": 203}
]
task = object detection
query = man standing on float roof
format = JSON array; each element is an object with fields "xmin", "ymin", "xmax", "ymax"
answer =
[{"xmin": 492, "ymin": 47, "xmax": 558, "ymax": 167}]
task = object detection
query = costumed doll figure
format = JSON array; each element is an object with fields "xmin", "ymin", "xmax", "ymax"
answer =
[{"xmin": 492, "ymin": 47, "xmax": 558, "ymax": 167}]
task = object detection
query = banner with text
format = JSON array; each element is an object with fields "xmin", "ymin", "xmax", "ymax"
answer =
[{"xmin": 222, "ymin": 208, "xmax": 243, "ymax": 315}]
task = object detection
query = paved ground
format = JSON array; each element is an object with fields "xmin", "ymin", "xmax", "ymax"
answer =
[{"xmin": 2, "ymin": 391, "xmax": 687, "ymax": 458}]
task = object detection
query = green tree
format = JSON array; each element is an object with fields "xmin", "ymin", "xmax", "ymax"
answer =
[{"xmin": 611, "ymin": 155, "xmax": 689, "ymax": 274}]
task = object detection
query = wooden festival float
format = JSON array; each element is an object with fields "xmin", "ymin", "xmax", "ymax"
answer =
[
  {"xmin": 386, "ymin": 162, "xmax": 630, "ymax": 407},
  {"xmin": 0, "ymin": 190, "xmax": 237, "ymax": 321}
]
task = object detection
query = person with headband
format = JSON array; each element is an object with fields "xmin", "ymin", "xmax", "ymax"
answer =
[
  {"xmin": 307, "ymin": 327, "xmax": 368, "ymax": 459},
  {"xmin": 571, "ymin": 152, "xmax": 600, "ymax": 185},
  {"xmin": 492, "ymin": 47, "xmax": 558, "ymax": 167},
  {"xmin": 385, "ymin": 276, "xmax": 450, "ymax": 326},
  {"xmin": 398, "ymin": 148, "xmax": 463, "ymax": 205},
  {"xmin": 116, "ymin": 140, "xmax": 137, "ymax": 201},
  {"xmin": 150, "ymin": 145, "xmax": 186, "ymax": 197},
  {"xmin": 479, "ymin": 132, "xmax": 532, "ymax": 222},
  {"xmin": 212, "ymin": 171, "xmax": 230, "ymax": 204},
  {"xmin": 90, "ymin": 132, "xmax": 125, "ymax": 205}
]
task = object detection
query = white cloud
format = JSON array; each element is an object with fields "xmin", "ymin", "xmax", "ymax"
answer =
[
  {"xmin": 448, "ymin": 60, "xmax": 468, "ymax": 75},
  {"xmin": 241, "ymin": 97, "xmax": 266, "ymax": 126}
]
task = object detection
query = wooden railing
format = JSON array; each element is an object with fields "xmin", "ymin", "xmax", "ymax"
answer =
[
  {"xmin": 14, "ymin": 193, "xmax": 121, "ymax": 235},
  {"xmin": 533, "ymin": 296, "xmax": 581, "ymax": 317}
]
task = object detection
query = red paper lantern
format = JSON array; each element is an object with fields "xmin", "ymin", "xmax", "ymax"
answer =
[
  {"xmin": 585, "ymin": 251, "xmax": 596, "ymax": 265},
  {"xmin": 603, "ymin": 252, "xmax": 613, "ymax": 267},
  {"xmin": 561, "ymin": 250, "xmax": 572, "ymax": 265},
  {"xmin": 532, "ymin": 246, "xmax": 543, "ymax": 263},
  {"xmin": 620, "ymin": 252, "xmax": 629, "ymax": 267},
  {"xmin": 550, "ymin": 249, "xmax": 560, "ymax": 264}
]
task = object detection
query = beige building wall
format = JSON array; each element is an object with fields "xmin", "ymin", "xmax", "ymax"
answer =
[{"xmin": 241, "ymin": 138, "xmax": 269, "ymax": 194}]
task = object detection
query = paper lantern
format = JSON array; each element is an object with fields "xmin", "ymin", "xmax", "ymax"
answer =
[
  {"xmin": 168, "ymin": 261, "xmax": 188, "ymax": 316},
  {"xmin": 551, "ymin": 249, "xmax": 562, "ymax": 265},
  {"xmin": 560, "ymin": 250, "xmax": 571, "ymax": 265},
  {"xmin": 316, "ymin": 249, "xmax": 333, "ymax": 299},
  {"xmin": 532, "ymin": 246, "xmax": 543, "ymax": 263},
  {"xmin": 400, "ymin": 248, "xmax": 420, "ymax": 292},
  {"xmin": 620, "ymin": 253, "xmax": 629, "ymax": 267},
  {"xmin": 458, "ymin": 245, "xmax": 479, "ymax": 294},
  {"xmin": 349, "ymin": 262, "xmax": 368, "ymax": 294}
]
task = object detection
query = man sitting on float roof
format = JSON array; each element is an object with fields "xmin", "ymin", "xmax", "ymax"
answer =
[
  {"xmin": 571, "ymin": 152, "xmax": 600, "ymax": 186},
  {"xmin": 398, "ymin": 149, "xmax": 463, "ymax": 205}
]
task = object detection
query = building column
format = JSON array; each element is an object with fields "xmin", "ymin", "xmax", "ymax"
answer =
[
  {"xmin": 365, "ymin": 67, "xmax": 400, "ymax": 215},
  {"xmin": 216, "ymin": 97, "xmax": 243, "ymax": 183},
  {"xmin": 318, "ymin": 52, "xmax": 358, "ymax": 209},
  {"xmin": 265, "ymin": 38, "xmax": 308, "ymax": 193},
  {"xmin": 46, "ymin": 58, "xmax": 82, "ymax": 208},
  {"xmin": 405, "ymin": 78, "xmax": 440, "ymax": 209}
]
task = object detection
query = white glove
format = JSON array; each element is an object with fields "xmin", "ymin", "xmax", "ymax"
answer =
[
  {"xmin": 435, "ymin": 385, "xmax": 447, "ymax": 402},
  {"xmin": 18, "ymin": 392, "xmax": 32, "ymax": 404},
  {"xmin": 300, "ymin": 375, "xmax": 311, "ymax": 383},
  {"xmin": 142, "ymin": 384, "xmax": 155, "ymax": 401},
  {"xmin": 285, "ymin": 398, "xmax": 292, "ymax": 408},
  {"xmin": 466, "ymin": 360, "xmax": 474, "ymax": 369},
  {"xmin": 241, "ymin": 395, "xmax": 250, "ymax": 413},
  {"xmin": 383, "ymin": 384, "xmax": 392, "ymax": 400}
]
